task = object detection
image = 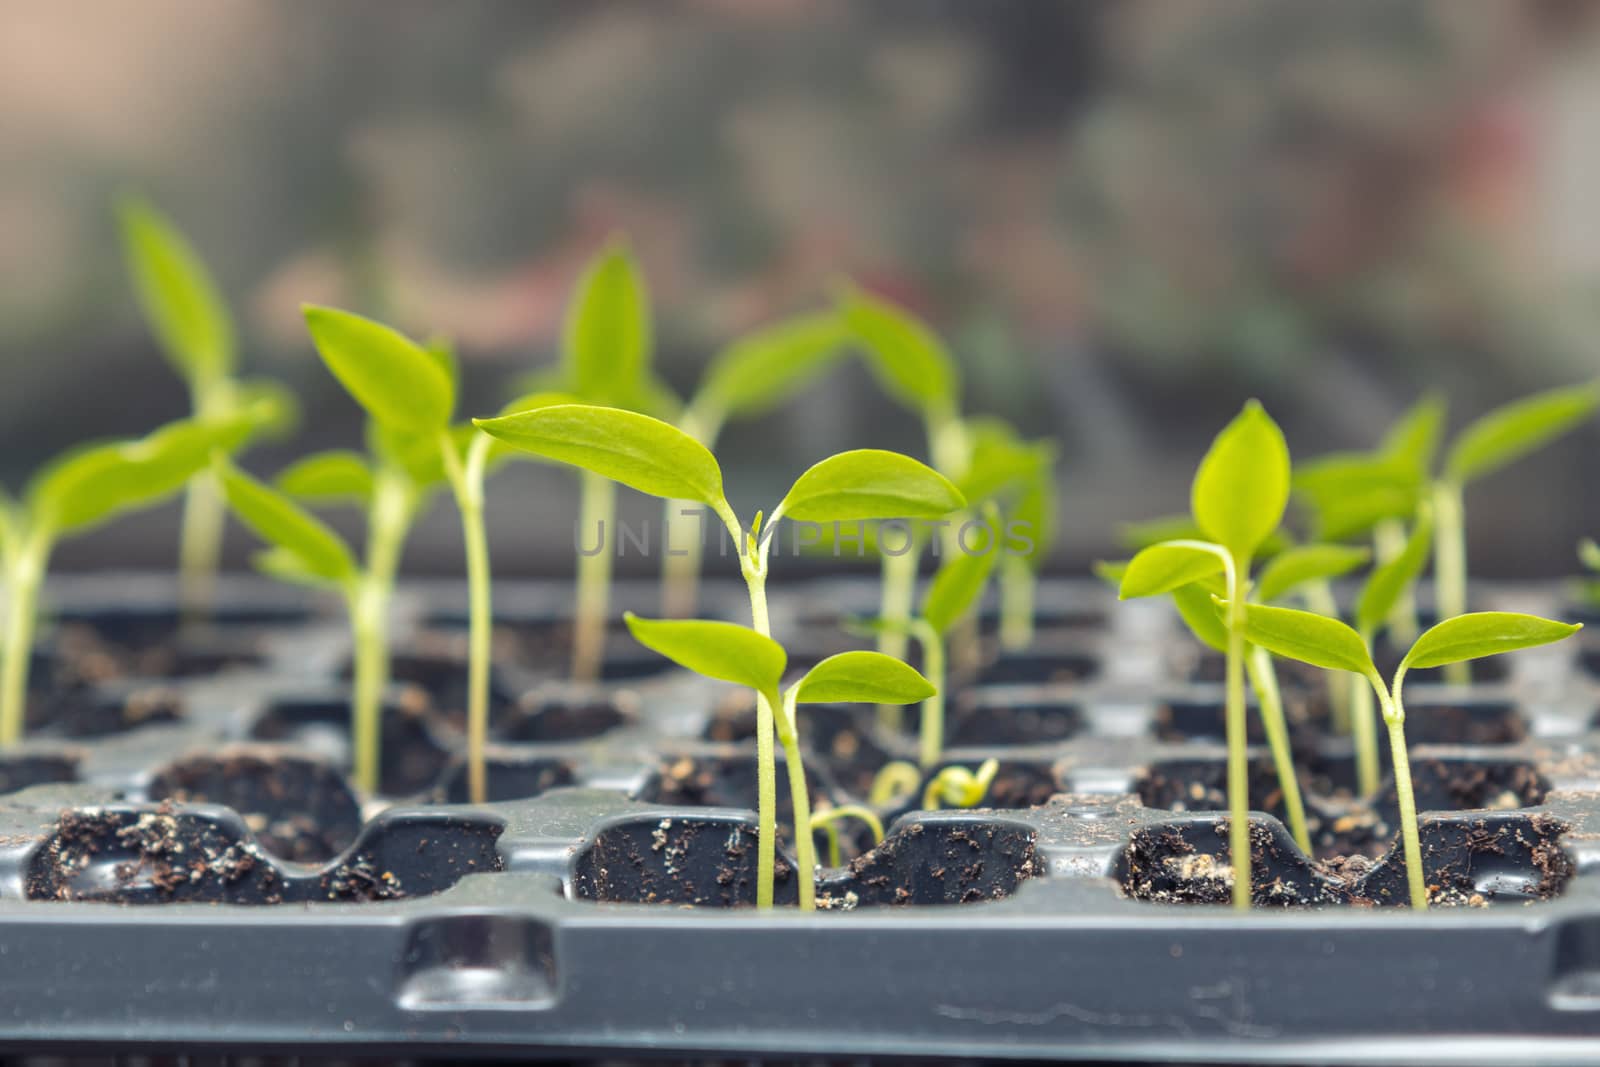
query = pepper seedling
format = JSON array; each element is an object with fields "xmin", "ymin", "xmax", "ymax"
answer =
[
  {"xmin": 809, "ymin": 804, "xmax": 885, "ymax": 869},
  {"xmin": 1428, "ymin": 382, "xmax": 1599, "ymax": 683},
  {"xmin": 853, "ymin": 506, "xmax": 1003, "ymax": 770},
  {"xmin": 623, "ymin": 620, "xmax": 935, "ymax": 911},
  {"xmin": 297, "ymin": 306, "xmax": 546, "ymax": 803},
  {"xmin": 1226, "ymin": 602, "xmax": 1579, "ymax": 908},
  {"xmin": 473, "ymin": 402, "xmax": 964, "ymax": 908},
  {"xmin": 118, "ymin": 197, "xmax": 297, "ymax": 624},
  {"xmin": 0, "ymin": 413, "xmax": 266, "ymax": 745},
  {"xmin": 1118, "ymin": 399, "xmax": 1290, "ymax": 909},
  {"xmin": 660, "ymin": 311, "xmax": 851, "ymax": 617},
  {"xmin": 1095, "ymin": 541, "xmax": 1368, "ymax": 857}
]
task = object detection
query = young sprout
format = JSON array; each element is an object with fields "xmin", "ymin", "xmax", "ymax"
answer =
[
  {"xmin": 857, "ymin": 507, "xmax": 1003, "ymax": 770},
  {"xmin": 661, "ymin": 312, "xmax": 851, "ymax": 616},
  {"xmin": 1228, "ymin": 603, "xmax": 1579, "ymax": 908},
  {"xmin": 474, "ymin": 402, "xmax": 963, "ymax": 908},
  {"xmin": 1428, "ymin": 383, "xmax": 1599, "ymax": 683},
  {"xmin": 298, "ymin": 307, "xmax": 524, "ymax": 803},
  {"xmin": 118, "ymin": 198, "xmax": 297, "ymax": 624},
  {"xmin": 921, "ymin": 757, "xmax": 1000, "ymax": 810},
  {"xmin": 836, "ymin": 286, "xmax": 972, "ymax": 709},
  {"xmin": 0, "ymin": 414, "xmax": 263, "ymax": 744},
  {"xmin": 1118, "ymin": 400, "xmax": 1290, "ymax": 909},
  {"xmin": 1096, "ymin": 540, "xmax": 1370, "ymax": 857},
  {"xmin": 809, "ymin": 804, "xmax": 885, "ymax": 869},
  {"xmin": 623, "ymin": 620, "xmax": 935, "ymax": 911}
]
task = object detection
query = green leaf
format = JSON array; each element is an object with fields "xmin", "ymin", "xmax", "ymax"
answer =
[
  {"xmin": 836, "ymin": 283, "xmax": 958, "ymax": 415},
  {"xmin": 251, "ymin": 547, "xmax": 341, "ymax": 589},
  {"xmin": 793, "ymin": 651, "xmax": 936, "ymax": 705},
  {"xmin": 697, "ymin": 312, "xmax": 849, "ymax": 421},
  {"xmin": 303, "ymin": 305, "xmax": 454, "ymax": 433},
  {"xmin": 28, "ymin": 415, "xmax": 256, "ymax": 536},
  {"xmin": 921, "ymin": 512, "xmax": 1002, "ymax": 634},
  {"xmin": 117, "ymin": 197, "xmax": 234, "ymax": 385},
  {"xmin": 777, "ymin": 449, "xmax": 964, "ymax": 523},
  {"xmin": 276, "ymin": 451, "xmax": 373, "ymax": 505},
  {"xmin": 231, "ymin": 377, "xmax": 301, "ymax": 441},
  {"xmin": 563, "ymin": 240, "xmax": 651, "ymax": 406},
  {"xmin": 1400, "ymin": 612, "xmax": 1581, "ymax": 674},
  {"xmin": 1380, "ymin": 392, "xmax": 1447, "ymax": 476},
  {"xmin": 424, "ymin": 336, "xmax": 461, "ymax": 400},
  {"xmin": 623, "ymin": 613, "xmax": 785, "ymax": 695},
  {"xmin": 1010, "ymin": 448, "xmax": 1056, "ymax": 569},
  {"xmin": 1444, "ymin": 381, "xmax": 1600, "ymax": 485},
  {"xmin": 1354, "ymin": 506, "xmax": 1434, "ymax": 636},
  {"xmin": 1581, "ymin": 538, "xmax": 1600, "ymax": 574},
  {"xmin": 215, "ymin": 459, "xmax": 357, "ymax": 584},
  {"xmin": 1171, "ymin": 582, "xmax": 1228, "ymax": 654},
  {"xmin": 1190, "ymin": 399, "xmax": 1290, "ymax": 561},
  {"xmin": 1232, "ymin": 601, "xmax": 1376, "ymax": 677},
  {"xmin": 1117, "ymin": 515, "xmax": 1203, "ymax": 550},
  {"xmin": 1304, "ymin": 483, "xmax": 1418, "ymax": 543},
  {"xmin": 364, "ymin": 419, "xmax": 454, "ymax": 490},
  {"xmin": 957, "ymin": 418, "xmax": 1049, "ymax": 505},
  {"xmin": 474, "ymin": 404, "xmax": 726, "ymax": 507},
  {"xmin": 1256, "ymin": 544, "xmax": 1370, "ymax": 604},
  {"xmin": 1119, "ymin": 540, "xmax": 1228, "ymax": 600}
]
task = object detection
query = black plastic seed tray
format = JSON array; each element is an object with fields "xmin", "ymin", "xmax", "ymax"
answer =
[{"xmin": 3, "ymin": 572, "xmax": 1600, "ymax": 1063}]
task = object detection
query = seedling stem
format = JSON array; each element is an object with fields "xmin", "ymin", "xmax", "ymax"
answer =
[
  {"xmin": 876, "ymin": 548, "xmax": 917, "ymax": 730},
  {"xmin": 573, "ymin": 471, "xmax": 616, "ymax": 683},
  {"xmin": 1431, "ymin": 480, "xmax": 1469, "ymax": 685},
  {"xmin": 1222, "ymin": 553, "xmax": 1251, "ymax": 910},
  {"xmin": 0, "ymin": 533, "xmax": 46, "ymax": 746},
  {"xmin": 439, "ymin": 432, "xmax": 495, "ymax": 803},
  {"xmin": 811, "ymin": 804, "xmax": 884, "ymax": 868},
  {"xmin": 999, "ymin": 554, "xmax": 1035, "ymax": 652},
  {"xmin": 348, "ymin": 464, "xmax": 415, "ymax": 793},
  {"xmin": 1244, "ymin": 644, "xmax": 1311, "ymax": 854}
]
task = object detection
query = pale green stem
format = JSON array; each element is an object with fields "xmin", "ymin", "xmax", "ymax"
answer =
[
  {"xmin": 1373, "ymin": 518, "xmax": 1419, "ymax": 646},
  {"xmin": 1245, "ymin": 646, "xmax": 1311, "ymax": 855},
  {"xmin": 0, "ymin": 532, "xmax": 48, "ymax": 747},
  {"xmin": 778, "ymin": 686, "xmax": 816, "ymax": 912},
  {"xmin": 660, "ymin": 407, "xmax": 719, "ymax": 619},
  {"xmin": 717, "ymin": 501, "xmax": 782, "ymax": 909},
  {"xmin": 1224, "ymin": 555, "xmax": 1251, "ymax": 911},
  {"xmin": 1300, "ymin": 579, "xmax": 1350, "ymax": 733},
  {"xmin": 812, "ymin": 804, "xmax": 885, "ymax": 868},
  {"xmin": 876, "ymin": 549, "xmax": 918, "ymax": 730},
  {"xmin": 1374, "ymin": 677, "xmax": 1427, "ymax": 910},
  {"xmin": 999, "ymin": 555, "xmax": 1035, "ymax": 653},
  {"xmin": 178, "ymin": 377, "xmax": 232, "ymax": 629},
  {"xmin": 1431, "ymin": 480, "xmax": 1469, "ymax": 685},
  {"xmin": 928, "ymin": 410, "xmax": 980, "ymax": 676},
  {"xmin": 1350, "ymin": 640, "xmax": 1381, "ymax": 798},
  {"xmin": 348, "ymin": 469, "xmax": 412, "ymax": 795},
  {"xmin": 572, "ymin": 471, "xmax": 615, "ymax": 684},
  {"xmin": 913, "ymin": 619, "xmax": 945, "ymax": 771},
  {"xmin": 442, "ymin": 434, "xmax": 494, "ymax": 804}
]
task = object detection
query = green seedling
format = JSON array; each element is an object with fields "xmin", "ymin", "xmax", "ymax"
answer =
[
  {"xmin": 960, "ymin": 418, "xmax": 1058, "ymax": 653},
  {"xmin": 624, "ymin": 621, "xmax": 935, "ymax": 911},
  {"xmin": 298, "ymin": 306, "xmax": 546, "ymax": 803},
  {"xmin": 1429, "ymin": 383, "xmax": 1599, "ymax": 682},
  {"xmin": 474, "ymin": 402, "xmax": 964, "ymax": 908},
  {"xmin": 660, "ymin": 312, "xmax": 851, "ymax": 617},
  {"xmin": 513, "ymin": 242, "xmax": 667, "ymax": 683},
  {"xmin": 0, "ymin": 413, "xmax": 266, "ymax": 744},
  {"xmin": 118, "ymin": 198, "xmax": 297, "ymax": 623},
  {"xmin": 836, "ymin": 286, "xmax": 973, "ymax": 705},
  {"xmin": 1227, "ymin": 602, "xmax": 1579, "ymax": 908},
  {"xmin": 1095, "ymin": 541, "xmax": 1369, "ymax": 857},
  {"xmin": 853, "ymin": 508, "xmax": 1004, "ymax": 770},
  {"xmin": 1299, "ymin": 384, "xmax": 1598, "ymax": 684},
  {"xmin": 1118, "ymin": 400, "xmax": 1290, "ymax": 909},
  {"xmin": 810, "ymin": 803, "xmax": 885, "ymax": 869},
  {"xmin": 866, "ymin": 756, "xmax": 1000, "ymax": 812}
]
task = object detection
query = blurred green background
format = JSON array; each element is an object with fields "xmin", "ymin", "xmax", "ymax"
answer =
[{"xmin": 4, "ymin": 0, "xmax": 1600, "ymax": 576}]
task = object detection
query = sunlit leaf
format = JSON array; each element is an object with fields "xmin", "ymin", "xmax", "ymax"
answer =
[
  {"xmin": 921, "ymin": 510, "xmax": 1002, "ymax": 634},
  {"xmin": 1119, "ymin": 540, "xmax": 1228, "ymax": 600},
  {"xmin": 1190, "ymin": 399, "xmax": 1290, "ymax": 561},
  {"xmin": 1354, "ymin": 505, "xmax": 1433, "ymax": 636},
  {"xmin": 1231, "ymin": 601, "xmax": 1376, "ymax": 677},
  {"xmin": 118, "ymin": 196, "xmax": 234, "ymax": 385},
  {"xmin": 215, "ymin": 459, "xmax": 357, "ymax": 584},
  {"xmin": 1445, "ymin": 381, "xmax": 1600, "ymax": 485},
  {"xmin": 304, "ymin": 305, "xmax": 454, "ymax": 433},
  {"xmin": 777, "ymin": 449, "xmax": 964, "ymax": 523},
  {"xmin": 1256, "ymin": 543, "xmax": 1370, "ymax": 604},
  {"xmin": 697, "ymin": 312, "xmax": 850, "ymax": 422},
  {"xmin": 475, "ymin": 404, "xmax": 726, "ymax": 507},
  {"xmin": 563, "ymin": 240, "xmax": 651, "ymax": 406},
  {"xmin": 793, "ymin": 651, "xmax": 935, "ymax": 705},
  {"xmin": 624, "ymin": 613, "xmax": 785, "ymax": 696},
  {"xmin": 836, "ymin": 283, "xmax": 958, "ymax": 415},
  {"xmin": 1400, "ymin": 612, "xmax": 1581, "ymax": 675},
  {"xmin": 276, "ymin": 450, "xmax": 373, "ymax": 506}
]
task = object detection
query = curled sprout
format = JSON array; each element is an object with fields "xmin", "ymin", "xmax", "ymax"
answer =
[
  {"xmin": 809, "ymin": 804, "xmax": 886, "ymax": 868},
  {"xmin": 922, "ymin": 758, "xmax": 1000, "ymax": 811}
]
